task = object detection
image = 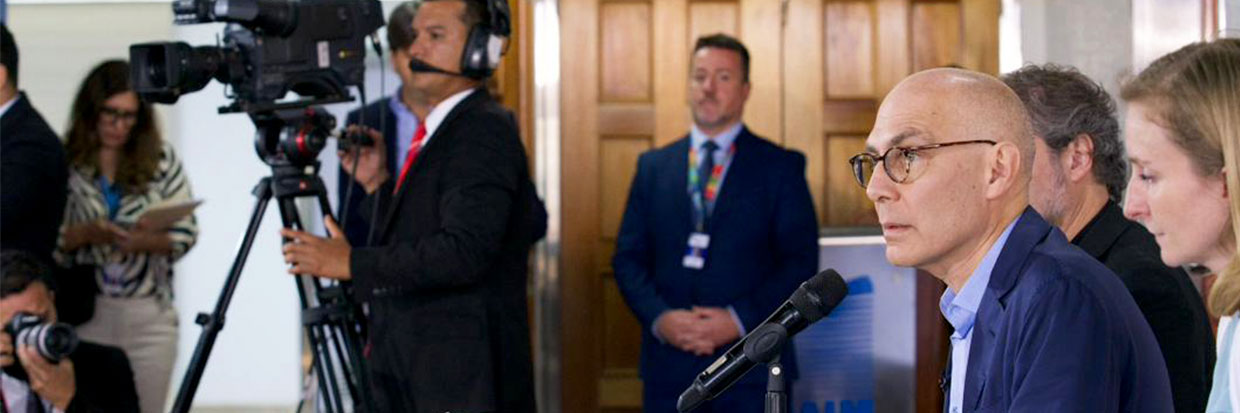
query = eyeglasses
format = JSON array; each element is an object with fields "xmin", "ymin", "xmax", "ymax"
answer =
[
  {"xmin": 99, "ymin": 107, "xmax": 138, "ymax": 125},
  {"xmin": 848, "ymin": 140, "xmax": 997, "ymax": 188}
]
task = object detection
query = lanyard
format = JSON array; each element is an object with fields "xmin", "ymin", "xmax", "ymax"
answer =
[{"xmin": 688, "ymin": 143, "xmax": 735, "ymax": 231}]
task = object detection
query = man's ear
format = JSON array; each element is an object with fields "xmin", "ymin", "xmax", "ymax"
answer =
[
  {"xmin": 985, "ymin": 142, "xmax": 1021, "ymax": 200},
  {"xmin": 0, "ymin": 65, "xmax": 9, "ymax": 91},
  {"xmin": 1065, "ymin": 133, "xmax": 1096, "ymax": 182}
]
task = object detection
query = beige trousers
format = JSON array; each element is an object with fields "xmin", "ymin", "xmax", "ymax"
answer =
[{"xmin": 76, "ymin": 296, "xmax": 179, "ymax": 413}]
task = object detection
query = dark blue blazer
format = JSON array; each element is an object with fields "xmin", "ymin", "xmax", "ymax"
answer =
[
  {"xmin": 337, "ymin": 98, "xmax": 401, "ymax": 246},
  {"xmin": 949, "ymin": 208, "xmax": 1172, "ymax": 412},
  {"xmin": 612, "ymin": 127, "xmax": 819, "ymax": 386}
]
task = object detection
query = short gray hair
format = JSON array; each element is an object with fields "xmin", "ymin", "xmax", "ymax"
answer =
[{"xmin": 1002, "ymin": 64, "xmax": 1127, "ymax": 201}]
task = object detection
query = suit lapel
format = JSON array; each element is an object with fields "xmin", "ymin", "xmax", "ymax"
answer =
[
  {"xmin": 377, "ymin": 88, "xmax": 487, "ymax": 241},
  {"xmin": 963, "ymin": 208, "xmax": 1053, "ymax": 411},
  {"xmin": 706, "ymin": 129, "xmax": 756, "ymax": 232}
]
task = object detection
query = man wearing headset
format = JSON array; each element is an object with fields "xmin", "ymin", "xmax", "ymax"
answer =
[{"xmin": 280, "ymin": 0, "xmax": 544, "ymax": 411}]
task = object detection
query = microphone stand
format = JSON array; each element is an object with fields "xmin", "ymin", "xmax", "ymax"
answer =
[{"xmin": 765, "ymin": 355, "xmax": 787, "ymax": 413}]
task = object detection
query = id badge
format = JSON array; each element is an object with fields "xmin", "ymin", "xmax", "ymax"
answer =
[{"xmin": 682, "ymin": 232, "xmax": 710, "ymax": 269}]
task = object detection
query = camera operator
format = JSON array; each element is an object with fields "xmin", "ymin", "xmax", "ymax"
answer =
[
  {"xmin": 0, "ymin": 250, "xmax": 138, "ymax": 412},
  {"xmin": 281, "ymin": 0, "xmax": 545, "ymax": 411}
]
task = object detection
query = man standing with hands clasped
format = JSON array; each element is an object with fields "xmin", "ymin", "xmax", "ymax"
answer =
[{"xmin": 612, "ymin": 33, "xmax": 819, "ymax": 412}]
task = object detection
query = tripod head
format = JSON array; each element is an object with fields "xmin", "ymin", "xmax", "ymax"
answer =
[{"xmin": 249, "ymin": 106, "xmax": 336, "ymax": 169}]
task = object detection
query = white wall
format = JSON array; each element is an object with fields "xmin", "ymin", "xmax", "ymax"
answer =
[{"xmin": 8, "ymin": 1, "xmax": 407, "ymax": 409}]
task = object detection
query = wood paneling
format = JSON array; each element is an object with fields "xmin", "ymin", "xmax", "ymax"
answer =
[
  {"xmin": 825, "ymin": 136, "xmax": 878, "ymax": 226},
  {"xmin": 560, "ymin": 0, "xmax": 602, "ymax": 411},
  {"xmin": 602, "ymin": 277, "xmax": 642, "ymax": 370},
  {"xmin": 739, "ymin": 0, "xmax": 784, "ymax": 141},
  {"xmin": 875, "ymin": 0, "xmax": 911, "ymax": 97},
  {"xmin": 825, "ymin": 1, "xmax": 876, "ymax": 98},
  {"xmin": 653, "ymin": 0, "xmax": 691, "ymax": 148},
  {"xmin": 911, "ymin": 2, "xmax": 962, "ymax": 71},
  {"xmin": 599, "ymin": 369, "xmax": 643, "ymax": 409},
  {"xmin": 785, "ymin": 0, "xmax": 827, "ymax": 223},
  {"xmin": 599, "ymin": 103, "xmax": 656, "ymax": 136},
  {"xmin": 601, "ymin": 2, "xmax": 653, "ymax": 102},
  {"xmin": 961, "ymin": 0, "xmax": 1000, "ymax": 74},
  {"xmin": 823, "ymin": 99, "xmax": 879, "ymax": 135},
  {"xmin": 689, "ymin": 1, "xmax": 739, "ymax": 44},
  {"xmin": 599, "ymin": 138, "xmax": 651, "ymax": 240}
]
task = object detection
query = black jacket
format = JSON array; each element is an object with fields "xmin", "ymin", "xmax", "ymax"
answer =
[
  {"xmin": 351, "ymin": 88, "xmax": 544, "ymax": 413},
  {"xmin": 0, "ymin": 93, "xmax": 68, "ymax": 261},
  {"xmin": 66, "ymin": 341, "xmax": 140, "ymax": 413},
  {"xmin": 338, "ymin": 98, "xmax": 400, "ymax": 247},
  {"xmin": 1073, "ymin": 201, "xmax": 1215, "ymax": 413}
]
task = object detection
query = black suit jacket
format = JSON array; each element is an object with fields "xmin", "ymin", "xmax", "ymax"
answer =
[
  {"xmin": 1072, "ymin": 201, "xmax": 1214, "ymax": 413},
  {"xmin": 0, "ymin": 93, "xmax": 68, "ymax": 261},
  {"xmin": 351, "ymin": 88, "xmax": 544, "ymax": 413},
  {"xmin": 338, "ymin": 98, "xmax": 401, "ymax": 247},
  {"xmin": 65, "ymin": 341, "xmax": 140, "ymax": 413}
]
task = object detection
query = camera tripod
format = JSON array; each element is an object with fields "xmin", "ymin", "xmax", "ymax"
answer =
[{"xmin": 171, "ymin": 109, "xmax": 374, "ymax": 413}]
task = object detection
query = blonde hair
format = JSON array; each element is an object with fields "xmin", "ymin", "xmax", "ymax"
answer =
[{"xmin": 1122, "ymin": 38, "xmax": 1240, "ymax": 317}]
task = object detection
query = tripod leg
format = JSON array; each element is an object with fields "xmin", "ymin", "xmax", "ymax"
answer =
[
  {"xmin": 171, "ymin": 178, "xmax": 275, "ymax": 413},
  {"xmin": 276, "ymin": 195, "xmax": 346, "ymax": 413},
  {"xmin": 314, "ymin": 188, "xmax": 377, "ymax": 412}
]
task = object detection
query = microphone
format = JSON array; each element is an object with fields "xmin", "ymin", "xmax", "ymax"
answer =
[
  {"xmin": 408, "ymin": 58, "xmax": 464, "ymax": 77},
  {"xmin": 677, "ymin": 269, "xmax": 849, "ymax": 412}
]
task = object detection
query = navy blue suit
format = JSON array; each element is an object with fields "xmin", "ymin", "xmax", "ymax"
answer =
[
  {"xmin": 946, "ymin": 208, "xmax": 1172, "ymax": 412},
  {"xmin": 338, "ymin": 98, "xmax": 401, "ymax": 246},
  {"xmin": 612, "ymin": 127, "xmax": 819, "ymax": 411}
]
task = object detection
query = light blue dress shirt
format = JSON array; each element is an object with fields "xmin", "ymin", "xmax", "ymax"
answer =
[
  {"xmin": 388, "ymin": 92, "xmax": 421, "ymax": 173},
  {"xmin": 939, "ymin": 219, "xmax": 1018, "ymax": 413}
]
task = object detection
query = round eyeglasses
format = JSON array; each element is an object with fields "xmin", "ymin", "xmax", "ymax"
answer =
[{"xmin": 847, "ymin": 140, "xmax": 997, "ymax": 188}]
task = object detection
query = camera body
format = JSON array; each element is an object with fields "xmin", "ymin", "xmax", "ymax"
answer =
[
  {"xmin": 130, "ymin": 0, "xmax": 384, "ymax": 112},
  {"xmin": 5, "ymin": 313, "xmax": 78, "ymax": 363}
]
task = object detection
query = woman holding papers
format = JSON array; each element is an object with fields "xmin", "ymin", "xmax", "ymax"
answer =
[{"xmin": 54, "ymin": 60, "xmax": 198, "ymax": 413}]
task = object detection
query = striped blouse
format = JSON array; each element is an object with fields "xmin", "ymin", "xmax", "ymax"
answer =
[{"xmin": 54, "ymin": 142, "xmax": 198, "ymax": 300}]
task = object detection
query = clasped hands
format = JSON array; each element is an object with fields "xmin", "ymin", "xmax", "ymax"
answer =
[{"xmin": 655, "ymin": 307, "xmax": 742, "ymax": 356}]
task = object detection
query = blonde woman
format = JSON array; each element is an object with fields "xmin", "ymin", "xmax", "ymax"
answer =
[
  {"xmin": 1120, "ymin": 38, "xmax": 1240, "ymax": 411},
  {"xmin": 56, "ymin": 60, "xmax": 198, "ymax": 413}
]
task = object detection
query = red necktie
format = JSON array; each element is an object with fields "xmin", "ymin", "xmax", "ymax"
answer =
[{"xmin": 394, "ymin": 123, "xmax": 427, "ymax": 193}]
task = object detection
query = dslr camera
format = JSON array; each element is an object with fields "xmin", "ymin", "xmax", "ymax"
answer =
[{"xmin": 5, "ymin": 313, "xmax": 78, "ymax": 363}]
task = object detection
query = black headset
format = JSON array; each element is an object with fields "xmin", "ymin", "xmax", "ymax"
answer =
[{"xmin": 459, "ymin": 0, "xmax": 511, "ymax": 79}]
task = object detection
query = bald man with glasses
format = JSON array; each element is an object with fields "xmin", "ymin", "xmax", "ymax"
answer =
[{"xmin": 851, "ymin": 68, "xmax": 1172, "ymax": 412}]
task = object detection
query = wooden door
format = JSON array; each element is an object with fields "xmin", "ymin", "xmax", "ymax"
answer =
[{"xmin": 560, "ymin": 1, "xmax": 998, "ymax": 411}]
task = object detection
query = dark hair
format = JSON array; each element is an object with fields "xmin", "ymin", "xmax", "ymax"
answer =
[
  {"xmin": 1, "ymin": 250, "xmax": 56, "ymax": 298},
  {"xmin": 64, "ymin": 60, "xmax": 163, "ymax": 194},
  {"xmin": 694, "ymin": 33, "xmax": 750, "ymax": 83},
  {"xmin": 0, "ymin": 24, "xmax": 17, "ymax": 87},
  {"xmin": 387, "ymin": 2, "xmax": 419, "ymax": 52},
  {"xmin": 425, "ymin": 0, "xmax": 488, "ymax": 29},
  {"xmin": 1002, "ymin": 64, "xmax": 1126, "ymax": 201}
]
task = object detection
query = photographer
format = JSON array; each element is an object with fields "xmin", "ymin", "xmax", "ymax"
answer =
[
  {"xmin": 281, "ymin": 0, "xmax": 545, "ymax": 411},
  {"xmin": 0, "ymin": 250, "xmax": 138, "ymax": 412}
]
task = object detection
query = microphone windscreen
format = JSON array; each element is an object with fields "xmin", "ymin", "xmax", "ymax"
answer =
[{"xmin": 790, "ymin": 269, "xmax": 849, "ymax": 322}]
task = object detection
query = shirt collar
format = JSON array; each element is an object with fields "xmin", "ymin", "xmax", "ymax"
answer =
[
  {"xmin": 424, "ymin": 88, "xmax": 476, "ymax": 139},
  {"xmin": 690, "ymin": 122, "xmax": 743, "ymax": 153},
  {"xmin": 387, "ymin": 92, "xmax": 418, "ymax": 121},
  {"xmin": 938, "ymin": 218, "xmax": 1019, "ymax": 339},
  {"xmin": 0, "ymin": 93, "xmax": 20, "ymax": 118}
]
